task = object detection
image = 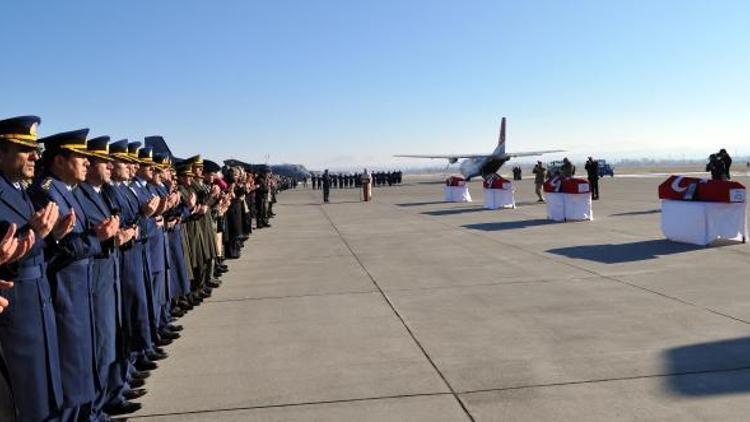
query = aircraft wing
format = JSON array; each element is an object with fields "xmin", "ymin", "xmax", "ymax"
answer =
[
  {"xmin": 503, "ymin": 149, "xmax": 565, "ymax": 158},
  {"xmin": 393, "ymin": 154, "xmax": 491, "ymax": 160}
]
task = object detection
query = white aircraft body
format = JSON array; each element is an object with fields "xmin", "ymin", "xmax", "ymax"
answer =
[{"xmin": 394, "ymin": 117, "xmax": 564, "ymax": 180}]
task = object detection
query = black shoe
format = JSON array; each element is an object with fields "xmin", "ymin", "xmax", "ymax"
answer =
[
  {"xmin": 167, "ymin": 324, "xmax": 184, "ymax": 332},
  {"xmin": 123, "ymin": 388, "xmax": 148, "ymax": 400},
  {"xmin": 172, "ymin": 308, "xmax": 185, "ymax": 318},
  {"xmin": 104, "ymin": 401, "xmax": 142, "ymax": 416},
  {"xmin": 147, "ymin": 350, "xmax": 168, "ymax": 361},
  {"xmin": 131, "ymin": 370, "xmax": 150, "ymax": 380},
  {"xmin": 207, "ymin": 280, "xmax": 221, "ymax": 289},
  {"xmin": 129, "ymin": 378, "xmax": 146, "ymax": 389},
  {"xmin": 156, "ymin": 338, "xmax": 173, "ymax": 347},
  {"xmin": 160, "ymin": 330, "xmax": 181, "ymax": 340},
  {"xmin": 134, "ymin": 359, "xmax": 157, "ymax": 372}
]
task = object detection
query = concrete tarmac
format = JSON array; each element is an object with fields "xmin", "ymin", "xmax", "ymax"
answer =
[{"xmin": 132, "ymin": 173, "xmax": 750, "ymax": 421}]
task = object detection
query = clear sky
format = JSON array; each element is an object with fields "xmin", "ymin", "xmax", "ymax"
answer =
[{"xmin": 1, "ymin": 0, "xmax": 748, "ymax": 170}]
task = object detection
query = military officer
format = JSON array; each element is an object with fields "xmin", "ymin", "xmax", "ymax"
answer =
[
  {"xmin": 102, "ymin": 140, "xmax": 151, "ymax": 415},
  {"xmin": 0, "ymin": 116, "xmax": 63, "ymax": 421},
  {"xmin": 155, "ymin": 154, "xmax": 192, "ymax": 317},
  {"xmin": 187, "ymin": 156, "xmax": 220, "ymax": 294},
  {"xmin": 175, "ymin": 162, "xmax": 206, "ymax": 305},
  {"xmin": 76, "ymin": 137, "xmax": 140, "ymax": 418},
  {"xmin": 132, "ymin": 148, "xmax": 179, "ymax": 351},
  {"xmin": 31, "ymin": 128, "xmax": 120, "ymax": 420}
]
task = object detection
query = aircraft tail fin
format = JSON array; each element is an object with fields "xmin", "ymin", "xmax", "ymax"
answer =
[{"xmin": 497, "ymin": 117, "xmax": 506, "ymax": 155}]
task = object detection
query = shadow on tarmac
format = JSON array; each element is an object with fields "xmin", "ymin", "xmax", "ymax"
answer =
[
  {"xmin": 610, "ymin": 209, "xmax": 661, "ymax": 217},
  {"xmin": 463, "ymin": 219, "xmax": 555, "ymax": 231},
  {"xmin": 546, "ymin": 239, "xmax": 703, "ymax": 263},
  {"xmin": 663, "ymin": 337, "xmax": 750, "ymax": 396},
  {"xmin": 395, "ymin": 200, "xmax": 450, "ymax": 207},
  {"xmin": 423, "ymin": 207, "xmax": 489, "ymax": 216}
]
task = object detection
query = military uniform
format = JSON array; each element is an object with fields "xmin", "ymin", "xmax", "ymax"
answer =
[
  {"xmin": 74, "ymin": 136, "xmax": 121, "ymax": 418},
  {"xmin": 0, "ymin": 116, "xmax": 63, "ymax": 421},
  {"xmin": 30, "ymin": 129, "xmax": 104, "ymax": 420}
]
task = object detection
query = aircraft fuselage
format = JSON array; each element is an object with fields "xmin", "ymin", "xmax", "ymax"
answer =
[{"xmin": 459, "ymin": 156, "xmax": 509, "ymax": 180}]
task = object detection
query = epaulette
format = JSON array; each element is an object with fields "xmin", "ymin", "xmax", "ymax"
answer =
[{"xmin": 41, "ymin": 177, "xmax": 53, "ymax": 192}]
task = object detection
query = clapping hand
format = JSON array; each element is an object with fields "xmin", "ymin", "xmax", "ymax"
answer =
[
  {"xmin": 142, "ymin": 196, "xmax": 160, "ymax": 217},
  {"xmin": 53, "ymin": 209, "xmax": 76, "ymax": 240},
  {"xmin": 0, "ymin": 280, "xmax": 13, "ymax": 313},
  {"xmin": 7, "ymin": 230, "xmax": 36, "ymax": 264},
  {"xmin": 94, "ymin": 216, "xmax": 120, "ymax": 241},
  {"xmin": 0, "ymin": 223, "xmax": 19, "ymax": 265},
  {"xmin": 29, "ymin": 202, "xmax": 60, "ymax": 239}
]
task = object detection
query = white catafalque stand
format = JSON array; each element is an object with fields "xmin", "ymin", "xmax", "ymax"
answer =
[
  {"xmin": 661, "ymin": 200, "xmax": 747, "ymax": 245},
  {"xmin": 659, "ymin": 176, "xmax": 747, "ymax": 246},
  {"xmin": 444, "ymin": 185, "xmax": 472, "ymax": 202},
  {"xmin": 483, "ymin": 188, "xmax": 515, "ymax": 209}
]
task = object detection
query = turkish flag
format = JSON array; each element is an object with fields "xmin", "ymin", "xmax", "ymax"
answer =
[
  {"xmin": 483, "ymin": 175, "xmax": 512, "ymax": 189},
  {"xmin": 658, "ymin": 176, "xmax": 746, "ymax": 202},
  {"xmin": 446, "ymin": 176, "xmax": 466, "ymax": 187},
  {"xmin": 544, "ymin": 177, "xmax": 589, "ymax": 194}
]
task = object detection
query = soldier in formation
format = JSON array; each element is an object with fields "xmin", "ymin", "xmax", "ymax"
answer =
[{"xmin": 0, "ymin": 115, "xmax": 283, "ymax": 421}]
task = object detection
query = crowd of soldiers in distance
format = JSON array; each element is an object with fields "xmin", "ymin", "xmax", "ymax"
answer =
[
  {"xmin": 0, "ymin": 115, "xmax": 290, "ymax": 421},
  {"xmin": 309, "ymin": 171, "xmax": 402, "ymax": 190}
]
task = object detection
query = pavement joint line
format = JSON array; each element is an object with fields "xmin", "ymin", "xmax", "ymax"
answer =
[
  {"xmin": 130, "ymin": 391, "xmax": 455, "ymax": 419},
  {"xmin": 202, "ymin": 289, "xmax": 378, "ymax": 304},
  {"xmin": 456, "ymin": 364, "xmax": 750, "ymax": 396},
  {"xmin": 395, "ymin": 200, "xmax": 750, "ymax": 329},
  {"xmin": 318, "ymin": 197, "xmax": 478, "ymax": 422},
  {"xmin": 207, "ymin": 272, "xmax": 600, "ymax": 305}
]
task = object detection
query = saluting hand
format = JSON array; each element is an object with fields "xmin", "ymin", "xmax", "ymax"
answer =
[
  {"xmin": 0, "ymin": 280, "xmax": 13, "ymax": 314},
  {"xmin": 53, "ymin": 209, "xmax": 76, "ymax": 240},
  {"xmin": 29, "ymin": 202, "xmax": 60, "ymax": 239}
]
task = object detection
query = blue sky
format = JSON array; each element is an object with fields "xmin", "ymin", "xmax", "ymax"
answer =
[{"xmin": 1, "ymin": 0, "xmax": 749, "ymax": 169}]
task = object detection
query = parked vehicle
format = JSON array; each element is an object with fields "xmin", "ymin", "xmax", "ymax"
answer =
[{"xmin": 598, "ymin": 160, "xmax": 615, "ymax": 177}]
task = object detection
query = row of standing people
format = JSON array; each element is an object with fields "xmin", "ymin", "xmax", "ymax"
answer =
[
  {"xmin": 0, "ymin": 115, "xmax": 275, "ymax": 421},
  {"xmin": 310, "ymin": 171, "xmax": 402, "ymax": 190}
]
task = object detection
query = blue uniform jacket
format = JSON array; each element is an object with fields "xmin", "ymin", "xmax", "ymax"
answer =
[
  {"xmin": 0, "ymin": 174, "xmax": 63, "ymax": 420},
  {"xmin": 28, "ymin": 175, "xmax": 101, "ymax": 406},
  {"xmin": 76, "ymin": 183, "xmax": 119, "ymax": 386},
  {"xmin": 109, "ymin": 182, "xmax": 152, "ymax": 352}
]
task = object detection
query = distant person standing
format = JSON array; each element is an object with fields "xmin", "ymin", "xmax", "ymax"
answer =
[
  {"xmin": 706, "ymin": 154, "xmax": 726, "ymax": 180},
  {"xmin": 532, "ymin": 161, "xmax": 546, "ymax": 202},
  {"xmin": 322, "ymin": 169, "xmax": 331, "ymax": 203},
  {"xmin": 311, "ymin": 175, "xmax": 317, "ymax": 190},
  {"xmin": 361, "ymin": 169, "xmax": 372, "ymax": 202},
  {"xmin": 560, "ymin": 157, "xmax": 574, "ymax": 178},
  {"xmin": 585, "ymin": 157, "xmax": 600, "ymax": 200},
  {"xmin": 718, "ymin": 149, "xmax": 732, "ymax": 179}
]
